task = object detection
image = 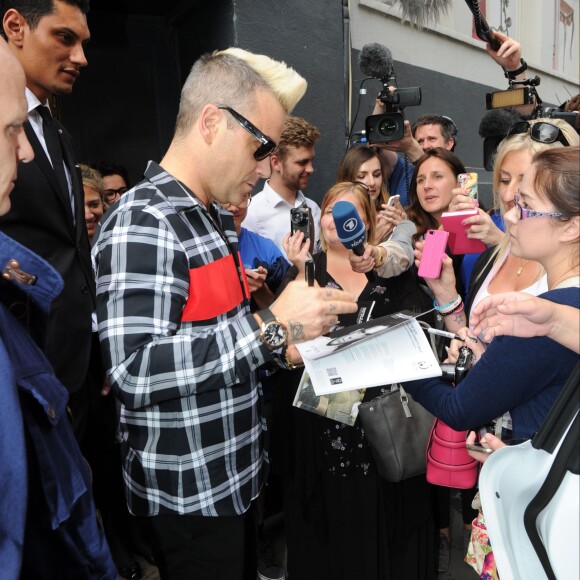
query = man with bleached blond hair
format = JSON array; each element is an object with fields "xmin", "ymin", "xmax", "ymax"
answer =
[{"xmin": 93, "ymin": 47, "xmax": 357, "ymax": 578}]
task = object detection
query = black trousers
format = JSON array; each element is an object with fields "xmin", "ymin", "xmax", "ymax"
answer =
[{"xmin": 139, "ymin": 512, "xmax": 249, "ymax": 580}]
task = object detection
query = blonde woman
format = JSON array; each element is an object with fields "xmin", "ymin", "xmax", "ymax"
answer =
[
  {"xmin": 279, "ymin": 182, "xmax": 435, "ymax": 580},
  {"xmin": 79, "ymin": 164, "xmax": 106, "ymax": 243}
]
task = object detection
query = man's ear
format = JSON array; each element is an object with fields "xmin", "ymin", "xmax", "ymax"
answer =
[
  {"xmin": 198, "ymin": 104, "xmax": 222, "ymax": 146},
  {"xmin": 270, "ymin": 153, "xmax": 282, "ymax": 173},
  {"xmin": 446, "ymin": 137, "xmax": 455, "ymax": 151},
  {"xmin": 3, "ymin": 9, "xmax": 27, "ymax": 47}
]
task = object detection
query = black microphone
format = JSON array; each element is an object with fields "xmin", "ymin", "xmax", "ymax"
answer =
[
  {"xmin": 478, "ymin": 109, "xmax": 521, "ymax": 170},
  {"xmin": 358, "ymin": 43, "xmax": 393, "ymax": 80},
  {"xmin": 478, "ymin": 109, "xmax": 521, "ymax": 139},
  {"xmin": 332, "ymin": 201, "xmax": 377, "ymax": 282}
]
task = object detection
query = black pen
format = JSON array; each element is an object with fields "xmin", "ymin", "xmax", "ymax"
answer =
[{"xmin": 305, "ymin": 256, "xmax": 315, "ymax": 287}]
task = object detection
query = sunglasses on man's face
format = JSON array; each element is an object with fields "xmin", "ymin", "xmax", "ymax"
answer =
[
  {"xmin": 218, "ymin": 105, "xmax": 277, "ymax": 161},
  {"xmin": 507, "ymin": 121, "xmax": 570, "ymax": 147}
]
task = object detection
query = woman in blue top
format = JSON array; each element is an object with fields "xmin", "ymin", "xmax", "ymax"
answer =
[{"xmin": 406, "ymin": 146, "xmax": 579, "ymax": 442}]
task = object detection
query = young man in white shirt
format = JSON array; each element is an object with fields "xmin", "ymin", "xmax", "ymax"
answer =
[{"xmin": 243, "ymin": 115, "xmax": 322, "ymax": 255}]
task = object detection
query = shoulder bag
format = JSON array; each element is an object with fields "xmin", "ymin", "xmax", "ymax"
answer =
[{"xmin": 359, "ymin": 384, "xmax": 435, "ymax": 482}]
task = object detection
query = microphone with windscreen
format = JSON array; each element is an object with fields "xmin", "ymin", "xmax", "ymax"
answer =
[
  {"xmin": 332, "ymin": 201, "xmax": 377, "ymax": 282},
  {"xmin": 332, "ymin": 201, "xmax": 367, "ymax": 256}
]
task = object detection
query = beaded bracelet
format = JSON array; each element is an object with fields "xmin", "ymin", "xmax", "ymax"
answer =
[
  {"xmin": 433, "ymin": 295, "xmax": 462, "ymax": 313},
  {"xmin": 438, "ymin": 302, "xmax": 465, "ymax": 317}
]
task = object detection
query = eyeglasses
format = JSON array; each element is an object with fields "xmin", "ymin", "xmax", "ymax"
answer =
[
  {"xmin": 507, "ymin": 121, "xmax": 570, "ymax": 147},
  {"xmin": 513, "ymin": 195, "xmax": 571, "ymax": 220},
  {"xmin": 218, "ymin": 105, "xmax": 277, "ymax": 161},
  {"xmin": 104, "ymin": 187, "xmax": 129, "ymax": 201}
]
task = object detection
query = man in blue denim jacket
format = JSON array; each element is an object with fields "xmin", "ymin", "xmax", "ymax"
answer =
[{"xmin": 0, "ymin": 38, "xmax": 115, "ymax": 579}]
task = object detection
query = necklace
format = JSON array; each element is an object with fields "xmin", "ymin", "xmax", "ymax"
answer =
[{"xmin": 516, "ymin": 260, "xmax": 529, "ymax": 276}]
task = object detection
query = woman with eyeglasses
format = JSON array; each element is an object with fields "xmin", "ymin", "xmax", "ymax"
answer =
[
  {"xmin": 405, "ymin": 145, "xmax": 579, "ymax": 465},
  {"xmin": 416, "ymin": 117, "xmax": 579, "ymax": 342},
  {"xmin": 278, "ymin": 182, "xmax": 436, "ymax": 580}
]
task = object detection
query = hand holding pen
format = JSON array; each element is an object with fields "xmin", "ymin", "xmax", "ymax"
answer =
[{"xmin": 428, "ymin": 326, "xmax": 486, "ymax": 365}]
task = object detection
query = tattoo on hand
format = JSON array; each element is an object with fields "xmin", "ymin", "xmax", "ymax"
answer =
[
  {"xmin": 329, "ymin": 303, "xmax": 336, "ymax": 313},
  {"xmin": 289, "ymin": 322, "xmax": 305, "ymax": 341}
]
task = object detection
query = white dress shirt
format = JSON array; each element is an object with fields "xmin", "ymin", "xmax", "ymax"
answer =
[{"xmin": 242, "ymin": 180, "xmax": 321, "ymax": 257}]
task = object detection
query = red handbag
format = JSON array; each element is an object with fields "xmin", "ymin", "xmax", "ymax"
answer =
[{"xmin": 426, "ymin": 418, "xmax": 479, "ymax": 489}]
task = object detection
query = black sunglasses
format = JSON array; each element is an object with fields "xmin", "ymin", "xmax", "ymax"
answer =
[
  {"xmin": 507, "ymin": 121, "xmax": 570, "ymax": 147},
  {"xmin": 218, "ymin": 105, "xmax": 277, "ymax": 161}
]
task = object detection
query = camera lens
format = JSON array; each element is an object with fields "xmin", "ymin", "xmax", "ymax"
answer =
[
  {"xmin": 291, "ymin": 212, "xmax": 304, "ymax": 225},
  {"xmin": 378, "ymin": 117, "xmax": 398, "ymax": 138}
]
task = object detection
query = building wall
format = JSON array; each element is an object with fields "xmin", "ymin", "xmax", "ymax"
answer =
[
  {"xmin": 57, "ymin": 0, "xmax": 578, "ymax": 207},
  {"xmin": 59, "ymin": 0, "xmax": 348, "ymax": 201},
  {"xmin": 349, "ymin": 0, "xmax": 580, "ymax": 207}
]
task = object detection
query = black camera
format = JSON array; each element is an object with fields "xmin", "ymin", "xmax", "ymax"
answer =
[
  {"xmin": 290, "ymin": 203, "xmax": 314, "ymax": 242},
  {"xmin": 486, "ymin": 76, "xmax": 580, "ymax": 133},
  {"xmin": 440, "ymin": 345, "xmax": 476, "ymax": 385},
  {"xmin": 366, "ymin": 80, "xmax": 422, "ymax": 143}
]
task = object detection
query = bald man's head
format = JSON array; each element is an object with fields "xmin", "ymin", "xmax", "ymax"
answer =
[{"xmin": 0, "ymin": 38, "xmax": 33, "ymax": 215}]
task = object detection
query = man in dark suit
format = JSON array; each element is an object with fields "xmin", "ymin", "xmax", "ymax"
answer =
[{"xmin": 0, "ymin": 0, "xmax": 94, "ymax": 436}]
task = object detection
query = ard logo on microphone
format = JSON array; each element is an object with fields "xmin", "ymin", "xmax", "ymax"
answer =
[{"xmin": 344, "ymin": 217, "xmax": 358, "ymax": 232}]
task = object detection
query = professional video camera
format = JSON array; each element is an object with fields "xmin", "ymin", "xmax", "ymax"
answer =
[
  {"xmin": 359, "ymin": 43, "xmax": 422, "ymax": 143},
  {"xmin": 486, "ymin": 76, "xmax": 580, "ymax": 131}
]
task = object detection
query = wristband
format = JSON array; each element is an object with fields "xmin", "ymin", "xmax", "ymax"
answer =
[
  {"xmin": 434, "ymin": 295, "xmax": 462, "ymax": 312},
  {"xmin": 438, "ymin": 302, "xmax": 465, "ymax": 317},
  {"xmin": 503, "ymin": 58, "xmax": 528, "ymax": 80}
]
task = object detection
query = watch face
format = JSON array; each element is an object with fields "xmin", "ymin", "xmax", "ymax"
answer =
[{"xmin": 262, "ymin": 322, "xmax": 288, "ymax": 348}]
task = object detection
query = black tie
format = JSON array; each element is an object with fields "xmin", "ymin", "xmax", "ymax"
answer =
[{"xmin": 36, "ymin": 105, "xmax": 71, "ymax": 204}]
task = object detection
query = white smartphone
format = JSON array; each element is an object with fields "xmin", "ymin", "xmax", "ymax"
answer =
[{"xmin": 387, "ymin": 194, "xmax": 400, "ymax": 207}]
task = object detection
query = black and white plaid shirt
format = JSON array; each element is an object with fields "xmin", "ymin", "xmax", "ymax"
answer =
[{"xmin": 93, "ymin": 161, "xmax": 272, "ymax": 517}]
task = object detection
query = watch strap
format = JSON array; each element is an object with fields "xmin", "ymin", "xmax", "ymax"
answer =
[{"xmin": 257, "ymin": 307, "xmax": 276, "ymax": 327}]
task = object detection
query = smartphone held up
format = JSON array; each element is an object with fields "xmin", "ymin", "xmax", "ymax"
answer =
[{"xmin": 418, "ymin": 229, "xmax": 449, "ymax": 279}]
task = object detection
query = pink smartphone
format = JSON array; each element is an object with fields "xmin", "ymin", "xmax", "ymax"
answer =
[
  {"xmin": 418, "ymin": 229, "xmax": 449, "ymax": 279},
  {"xmin": 440, "ymin": 211, "xmax": 486, "ymax": 255}
]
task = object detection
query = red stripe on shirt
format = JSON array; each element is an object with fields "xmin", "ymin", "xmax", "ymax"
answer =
[{"xmin": 182, "ymin": 253, "xmax": 250, "ymax": 321}]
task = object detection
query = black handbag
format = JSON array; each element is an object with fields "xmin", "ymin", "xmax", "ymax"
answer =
[{"xmin": 359, "ymin": 384, "xmax": 435, "ymax": 482}]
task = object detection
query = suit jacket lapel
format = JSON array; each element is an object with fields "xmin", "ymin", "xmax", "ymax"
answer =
[
  {"xmin": 24, "ymin": 121, "xmax": 76, "ymax": 234},
  {"xmin": 59, "ymin": 129, "xmax": 85, "ymax": 244}
]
